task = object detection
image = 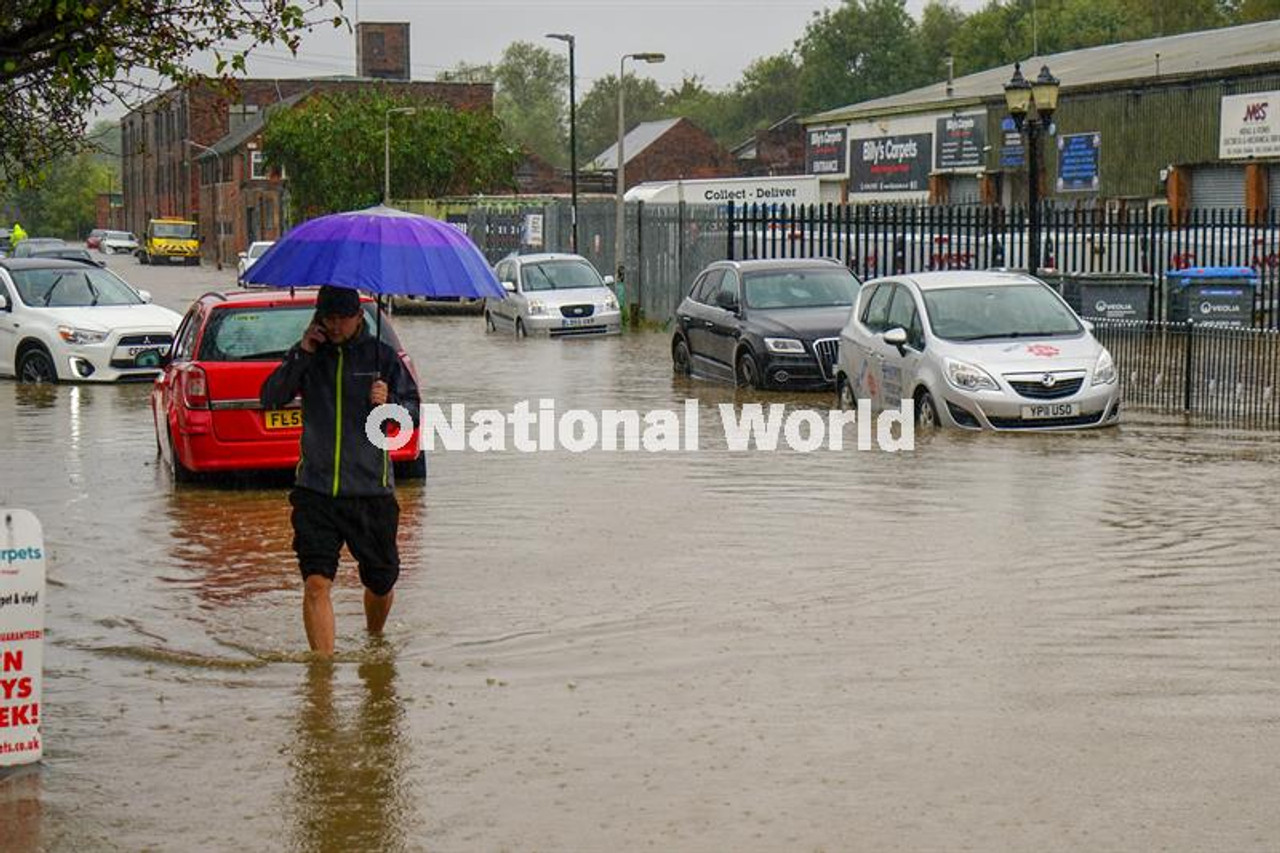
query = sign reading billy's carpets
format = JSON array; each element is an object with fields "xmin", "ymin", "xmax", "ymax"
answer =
[
  {"xmin": 1057, "ymin": 132, "xmax": 1101, "ymax": 193},
  {"xmin": 935, "ymin": 114, "xmax": 985, "ymax": 169},
  {"xmin": 806, "ymin": 128, "xmax": 848, "ymax": 177},
  {"xmin": 0, "ymin": 510, "xmax": 44, "ymax": 767},
  {"xmin": 1219, "ymin": 90, "xmax": 1279, "ymax": 159},
  {"xmin": 850, "ymin": 134, "xmax": 932, "ymax": 194}
]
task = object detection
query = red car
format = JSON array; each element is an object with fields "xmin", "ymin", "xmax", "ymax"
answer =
[{"xmin": 152, "ymin": 289, "xmax": 425, "ymax": 481}]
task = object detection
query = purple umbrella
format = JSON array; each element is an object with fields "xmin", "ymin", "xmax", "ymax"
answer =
[{"xmin": 242, "ymin": 204, "xmax": 504, "ymax": 299}]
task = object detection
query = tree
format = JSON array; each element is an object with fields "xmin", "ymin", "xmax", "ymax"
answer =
[
  {"xmin": 0, "ymin": 0, "xmax": 343, "ymax": 182},
  {"xmin": 1235, "ymin": 0, "xmax": 1280, "ymax": 22},
  {"xmin": 260, "ymin": 91, "xmax": 518, "ymax": 217},
  {"xmin": 1, "ymin": 152, "xmax": 112, "ymax": 238},
  {"xmin": 577, "ymin": 74, "xmax": 667, "ymax": 164},
  {"xmin": 491, "ymin": 42, "xmax": 569, "ymax": 167},
  {"xmin": 795, "ymin": 0, "xmax": 925, "ymax": 112},
  {"xmin": 917, "ymin": 2, "xmax": 968, "ymax": 82}
]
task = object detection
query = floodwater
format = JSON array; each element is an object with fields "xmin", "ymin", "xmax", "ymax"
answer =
[{"xmin": 2, "ymin": 314, "xmax": 1278, "ymax": 852}]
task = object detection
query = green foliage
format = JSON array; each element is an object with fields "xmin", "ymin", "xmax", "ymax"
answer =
[
  {"xmin": 1, "ymin": 152, "xmax": 113, "ymax": 239},
  {"xmin": 492, "ymin": 42, "xmax": 570, "ymax": 167},
  {"xmin": 1237, "ymin": 0, "xmax": 1280, "ymax": 22},
  {"xmin": 577, "ymin": 74, "xmax": 667, "ymax": 163},
  {"xmin": 795, "ymin": 0, "xmax": 926, "ymax": 112},
  {"xmin": 260, "ymin": 91, "xmax": 519, "ymax": 218},
  {"xmin": 1, "ymin": 1, "xmax": 343, "ymax": 183}
]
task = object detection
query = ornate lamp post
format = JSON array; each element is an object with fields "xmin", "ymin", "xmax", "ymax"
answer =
[{"xmin": 1004, "ymin": 62, "xmax": 1060, "ymax": 276}]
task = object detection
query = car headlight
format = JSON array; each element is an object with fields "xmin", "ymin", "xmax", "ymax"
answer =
[
  {"xmin": 945, "ymin": 357, "xmax": 1000, "ymax": 391},
  {"xmin": 58, "ymin": 325, "xmax": 108, "ymax": 345},
  {"xmin": 527, "ymin": 300, "xmax": 547, "ymax": 316},
  {"xmin": 1092, "ymin": 348, "xmax": 1117, "ymax": 385},
  {"xmin": 764, "ymin": 337, "xmax": 805, "ymax": 354},
  {"xmin": 602, "ymin": 294, "xmax": 618, "ymax": 311}
]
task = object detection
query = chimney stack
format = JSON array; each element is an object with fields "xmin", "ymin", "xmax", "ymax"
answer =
[{"xmin": 356, "ymin": 22, "xmax": 411, "ymax": 80}]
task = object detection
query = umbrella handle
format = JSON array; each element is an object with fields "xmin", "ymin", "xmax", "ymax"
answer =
[{"xmin": 375, "ymin": 295, "xmax": 383, "ymax": 378}]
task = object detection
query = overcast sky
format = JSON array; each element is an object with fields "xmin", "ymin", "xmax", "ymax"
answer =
[{"xmin": 223, "ymin": 0, "xmax": 987, "ymax": 92}]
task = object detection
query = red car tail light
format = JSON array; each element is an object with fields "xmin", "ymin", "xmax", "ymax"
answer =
[{"xmin": 182, "ymin": 365, "xmax": 210, "ymax": 409}]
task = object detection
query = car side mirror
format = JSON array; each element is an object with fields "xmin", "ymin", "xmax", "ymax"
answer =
[
  {"xmin": 883, "ymin": 327, "xmax": 908, "ymax": 350},
  {"xmin": 137, "ymin": 289, "xmax": 152, "ymax": 303},
  {"xmin": 238, "ymin": 252, "xmax": 247, "ymax": 260},
  {"xmin": 158, "ymin": 347, "xmax": 173, "ymax": 367},
  {"xmin": 0, "ymin": 292, "xmax": 9, "ymax": 311},
  {"xmin": 603, "ymin": 275, "xmax": 616, "ymax": 286},
  {"xmin": 501, "ymin": 280, "xmax": 516, "ymax": 293},
  {"xmin": 715, "ymin": 291, "xmax": 739, "ymax": 313},
  {"xmin": 1081, "ymin": 319, "xmax": 1095, "ymax": 332}
]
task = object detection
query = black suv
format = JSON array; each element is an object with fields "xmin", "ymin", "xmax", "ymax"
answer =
[{"xmin": 671, "ymin": 258, "xmax": 861, "ymax": 390}]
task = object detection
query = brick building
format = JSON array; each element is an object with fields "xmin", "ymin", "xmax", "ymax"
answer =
[
  {"xmin": 586, "ymin": 118, "xmax": 739, "ymax": 191},
  {"xmin": 732, "ymin": 114, "xmax": 805, "ymax": 177},
  {"xmin": 121, "ymin": 22, "xmax": 492, "ymax": 263}
]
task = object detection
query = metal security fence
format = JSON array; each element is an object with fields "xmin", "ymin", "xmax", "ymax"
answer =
[
  {"xmin": 1094, "ymin": 320, "xmax": 1280, "ymax": 427},
  {"xmin": 729, "ymin": 204, "xmax": 1280, "ymax": 329}
]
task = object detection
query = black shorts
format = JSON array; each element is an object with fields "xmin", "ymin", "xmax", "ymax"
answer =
[{"xmin": 290, "ymin": 487, "xmax": 401, "ymax": 596}]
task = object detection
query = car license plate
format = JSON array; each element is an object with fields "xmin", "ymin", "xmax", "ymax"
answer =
[
  {"xmin": 264, "ymin": 409, "xmax": 302, "ymax": 429},
  {"xmin": 562, "ymin": 317, "xmax": 594, "ymax": 327},
  {"xmin": 1021, "ymin": 402, "xmax": 1080, "ymax": 420}
]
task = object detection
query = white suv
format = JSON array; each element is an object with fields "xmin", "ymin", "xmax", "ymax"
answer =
[{"xmin": 0, "ymin": 258, "xmax": 182, "ymax": 383}]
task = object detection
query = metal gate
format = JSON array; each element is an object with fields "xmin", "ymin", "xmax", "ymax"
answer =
[{"xmin": 1190, "ymin": 165, "xmax": 1246, "ymax": 209}]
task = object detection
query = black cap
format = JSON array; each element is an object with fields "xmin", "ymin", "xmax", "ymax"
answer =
[{"xmin": 315, "ymin": 285, "xmax": 361, "ymax": 318}]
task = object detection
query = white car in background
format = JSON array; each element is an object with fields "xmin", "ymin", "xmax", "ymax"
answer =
[
  {"xmin": 100, "ymin": 231, "xmax": 140, "ymax": 255},
  {"xmin": 237, "ymin": 241, "xmax": 275, "ymax": 285},
  {"xmin": 0, "ymin": 258, "xmax": 182, "ymax": 383},
  {"xmin": 486, "ymin": 253, "xmax": 621, "ymax": 337}
]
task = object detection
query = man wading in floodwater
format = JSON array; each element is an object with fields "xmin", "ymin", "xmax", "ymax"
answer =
[{"xmin": 261, "ymin": 285, "xmax": 420, "ymax": 656}]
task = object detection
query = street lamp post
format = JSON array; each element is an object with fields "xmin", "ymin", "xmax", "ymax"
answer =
[
  {"xmin": 1003, "ymin": 62, "xmax": 1060, "ymax": 277},
  {"xmin": 384, "ymin": 106, "xmax": 417, "ymax": 204},
  {"xmin": 546, "ymin": 33, "xmax": 578, "ymax": 253},
  {"xmin": 186, "ymin": 140, "xmax": 223, "ymax": 270},
  {"xmin": 615, "ymin": 51, "xmax": 664, "ymax": 323}
]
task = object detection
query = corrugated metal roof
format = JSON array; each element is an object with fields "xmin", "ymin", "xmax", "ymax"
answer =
[
  {"xmin": 589, "ymin": 118, "xmax": 682, "ymax": 170},
  {"xmin": 807, "ymin": 20, "xmax": 1280, "ymax": 125}
]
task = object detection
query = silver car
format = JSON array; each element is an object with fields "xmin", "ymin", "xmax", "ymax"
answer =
[
  {"xmin": 835, "ymin": 271, "xmax": 1121, "ymax": 430},
  {"xmin": 486, "ymin": 253, "xmax": 621, "ymax": 337}
]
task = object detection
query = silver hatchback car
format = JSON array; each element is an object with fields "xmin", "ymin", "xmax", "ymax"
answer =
[
  {"xmin": 836, "ymin": 271, "xmax": 1121, "ymax": 430},
  {"xmin": 486, "ymin": 253, "xmax": 621, "ymax": 337}
]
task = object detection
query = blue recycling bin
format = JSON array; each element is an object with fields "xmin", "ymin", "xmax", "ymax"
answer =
[{"xmin": 1167, "ymin": 266, "xmax": 1257, "ymax": 327}]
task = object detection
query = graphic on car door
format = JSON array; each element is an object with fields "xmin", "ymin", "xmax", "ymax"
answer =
[
  {"xmin": 869, "ymin": 284, "xmax": 927, "ymax": 410},
  {"xmin": 851, "ymin": 282, "xmax": 893, "ymax": 408}
]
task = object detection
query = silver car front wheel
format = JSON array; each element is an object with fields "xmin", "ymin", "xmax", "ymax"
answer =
[{"xmin": 916, "ymin": 389, "xmax": 939, "ymax": 430}]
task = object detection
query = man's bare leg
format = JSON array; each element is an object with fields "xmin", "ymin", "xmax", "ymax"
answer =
[
  {"xmin": 364, "ymin": 588, "xmax": 394, "ymax": 635},
  {"xmin": 303, "ymin": 575, "xmax": 336, "ymax": 657}
]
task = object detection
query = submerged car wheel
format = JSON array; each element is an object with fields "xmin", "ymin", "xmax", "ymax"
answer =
[
  {"xmin": 672, "ymin": 338, "xmax": 691, "ymax": 376},
  {"xmin": 17, "ymin": 347, "xmax": 57, "ymax": 384},
  {"xmin": 736, "ymin": 351, "xmax": 761, "ymax": 389},
  {"xmin": 837, "ymin": 375, "xmax": 856, "ymax": 411},
  {"xmin": 167, "ymin": 427, "xmax": 195, "ymax": 483},
  {"xmin": 916, "ymin": 389, "xmax": 939, "ymax": 430}
]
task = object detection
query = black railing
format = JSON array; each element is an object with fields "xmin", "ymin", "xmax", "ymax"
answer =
[
  {"xmin": 728, "ymin": 204, "xmax": 1280, "ymax": 329},
  {"xmin": 1093, "ymin": 320, "xmax": 1280, "ymax": 427}
]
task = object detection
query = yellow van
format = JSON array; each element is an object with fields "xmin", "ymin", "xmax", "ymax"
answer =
[{"xmin": 142, "ymin": 218, "xmax": 200, "ymax": 265}]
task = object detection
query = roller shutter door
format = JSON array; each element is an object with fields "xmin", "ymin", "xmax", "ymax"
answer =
[
  {"xmin": 1190, "ymin": 166, "xmax": 1245, "ymax": 209},
  {"xmin": 949, "ymin": 175, "xmax": 981, "ymax": 205},
  {"xmin": 1270, "ymin": 165, "xmax": 1280, "ymax": 211}
]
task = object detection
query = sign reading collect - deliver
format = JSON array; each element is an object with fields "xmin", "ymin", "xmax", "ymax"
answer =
[
  {"xmin": 1220, "ymin": 90, "xmax": 1279, "ymax": 160},
  {"xmin": 0, "ymin": 509, "xmax": 44, "ymax": 767}
]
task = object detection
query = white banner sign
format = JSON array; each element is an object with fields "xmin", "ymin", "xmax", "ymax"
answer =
[
  {"xmin": 1219, "ymin": 90, "xmax": 1280, "ymax": 160},
  {"xmin": 1, "ymin": 509, "xmax": 45, "ymax": 767}
]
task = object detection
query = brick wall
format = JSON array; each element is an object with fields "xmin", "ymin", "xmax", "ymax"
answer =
[{"xmin": 625, "ymin": 119, "xmax": 739, "ymax": 189}]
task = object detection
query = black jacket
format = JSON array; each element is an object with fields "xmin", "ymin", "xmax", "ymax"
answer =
[{"xmin": 261, "ymin": 324, "xmax": 420, "ymax": 497}]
